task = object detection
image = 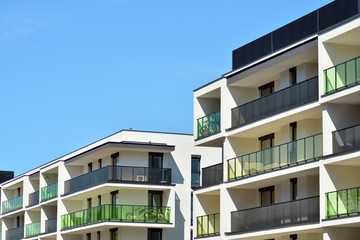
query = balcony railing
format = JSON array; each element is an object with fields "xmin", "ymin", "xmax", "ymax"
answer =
[
  {"xmin": 64, "ymin": 165, "xmax": 172, "ymax": 195},
  {"xmin": 45, "ymin": 218, "xmax": 57, "ymax": 234},
  {"xmin": 324, "ymin": 56, "xmax": 360, "ymax": 95},
  {"xmin": 202, "ymin": 163, "xmax": 223, "ymax": 187},
  {"xmin": 1, "ymin": 195, "xmax": 23, "ymax": 214},
  {"xmin": 332, "ymin": 124, "xmax": 360, "ymax": 155},
  {"xmin": 326, "ymin": 186, "xmax": 360, "ymax": 219},
  {"xmin": 231, "ymin": 196, "xmax": 319, "ymax": 234},
  {"xmin": 26, "ymin": 221, "xmax": 40, "ymax": 238},
  {"xmin": 41, "ymin": 182, "xmax": 58, "ymax": 202},
  {"xmin": 6, "ymin": 227, "xmax": 24, "ymax": 240},
  {"xmin": 28, "ymin": 191, "xmax": 39, "ymax": 207},
  {"xmin": 197, "ymin": 112, "xmax": 220, "ymax": 139},
  {"xmin": 61, "ymin": 204, "xmax": 171, "ymax": 230},
  {"xmin": 197, "ymin": 213, "xmax": 220, "ymax": 237},
  {"xmin": 228, "ymin": 133, "xmax": 322, "ymax": 181},
  {"xmin": 231, "ymin": 77, "xmax": 318, "ymax": 128}
]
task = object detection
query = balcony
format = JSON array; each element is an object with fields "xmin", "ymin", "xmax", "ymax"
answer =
[
  {"xmin": 61, "ymin": 204, "xmax": 171, "ymax": 230},
  {"xmin": 197, "ymin": 112, "xmax": 220, "ymax": 139},
  {"xmin": 28, "ymin": 191, "xmax": 39, "ymax": 207},
  {"xmin": 231, "ymin": 77, "xmax": 318, "ymax": 129},
  {"xmin": 6, "ymin": 227, "xmax": 24, "ymax": 240},
  {"xmin": 324, "ymin": 56, "xmax": 360, "ymax": 95},
  {"xmin": 228, "ymin": 134, "xmax": 322, "ymax": 181},
  {"xmin": 1, "ymin": 195, "xmax": 23, "ymax": 214},
  {"xmin": 326, "ymin": 186, "xmax": 360, "ymax": 219},
  {"xmin": 197, "ymin": 213, "xmax": 220, "ymax": 238},
  {"xmin": 332, "ymin": 124, "xmax": 360, "ymax": 155},
  {"xmin": 26, "ymin": 221, "xmax": 40, "ymax": 238},
  {"xmin": 230, "ymin": 196, "xmax": 319, "ymax": 234},
  {"xmin": 45, "ymin": 218, "xmax": 57, "ymax": 234},
  {"xmin": 201, "ymin": 163, "xmax": 223, "ymax": 188},
  {"xmin": 41, "ymin": 182, "xmax": 58, "ymax": 202},
  {"xmin": 64, "ymin": 165, "xmax": 172, "ymax": 195}
]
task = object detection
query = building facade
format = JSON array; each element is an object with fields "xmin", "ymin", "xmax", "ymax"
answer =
[
  {"xmin": 193, "ymin": 0, "xmax": 360, "ymax": 240},
  {"xmin": 0, "ymin": 130, "xmax": 221, "ymax": 240}
]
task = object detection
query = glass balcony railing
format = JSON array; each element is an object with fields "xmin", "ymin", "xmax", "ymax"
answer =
[
  {"xmin": 232, "ymin": 77, "xmax": 318, "ymax": 128},
  {"xmin": 324, "ymin": 56, "xmax": 360, "ymax": 95},
  {"xmin": 332, "ymin": 124, "xmax": 360, "ymax": 155},
  {"xmin": 197, "ymin": 112, "xmax": 221, "ymax": 139},
  {"xmin": 202, "ymin": 163, "xmax": 223, "ymax": 188},
  {"xmin": 231, "ymin": 196, "xmax": 319, "ymax": 234},
  {"xmin": 61, "ymin": 204, "xmax": 171, "ymax": 230},
  {"xmin": 326, "ymin": 186, "xmax": 360, "ymax": 219},
  {"xmin": 197, "ymin": 213, "xmax": 220, "ymax": 237},
  {"xmin": 45, "ymin": 218, "xmax": 57, "ymax": 234},
  {"xmin": 228, "ymin": 133, "xmax": 322, "ymax": 181},
  {"xmin": 0, "ymin": 231, "xmax": 2, "ymax": 240},
  {"xmin": 28, "ymin": 191, "xmax": 39, "ymax": 207},
  {"xmin": 26, "ymin": 221, "xmax": 40, "ymax": 238},
  {"xmin": 64, "ymin": 165, "xmax": 172, "ymax": 195},
  {"xmin": 1, "ymin": 195, "xmax": 23, "ymax": 214},
  {"xmin": 41, "ymin": 182, "xmax": 58, "ymax": 202},
  {"xmin": 6, "ymin": 227, "xmax": 24, "ymax": 240}
]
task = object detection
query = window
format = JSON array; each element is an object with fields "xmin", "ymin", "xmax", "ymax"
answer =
[
  {"xmin": 289, "ymin": 122, "xmax": 297, "ymax": 163},
  {"xmin": 110, "ymin": 228, "xmax": 118, "ymax": 240},
  {"xmin": 98, "ymin": 195, "xmax": 101, "ymax": 206},
  {"xmin": 190, "ymin": 192, "xmax": 194, "ymax": 226},
  {"xmin": 98, "ymin": 159, "xmax": 102, "ymax": 169},
  {"xmin": 289, "ymin": 67, "xmax": 297, "ymax": 85},
  {"xmin": 87, "ymin": 198, "xmax": 92, "ymax": 208},
  {"xmin": 148, "ymin": 228, "xmax": 162, "ymax": 240},
  {"xmin": 290, "ymin": 122, "xmax": 297, "ymax": 141},
  {"xmin": 17, "ymin": 187, "xmax": 21, "ymax": 196},
  {"xmin": 86, "ymin": 233, "xmax": 91, "ymax": 240},
  {"xmin": 259, "ymin": 133, "xmax": 274, "ymax": 150},
  {"xmin": 191, "ymin": 156, "xmax": 201, "ymax": 188},
  {"xmin": 148, "ymin": 191, "xmax": 163, "ymax": 207},
  {"xmin": 290, "ymin": 234, "xmax": 298, "ymax": 240},
  {"xmin": 290, "ymin": 178, "xmax": 298, "ymax": 200},
  {"xmin": 259, "ymin": 81, "xmax": 274, "ymax": 97},
  {"xmin": 259, "ymin": 186, "xmax": 275, "ymax": 206},
  {"xmin": 111, "ymin": 191, "xmax": 119, "ymax": 205},
  {"xmin": 112, "ymin": 153, "xmax": 120, "ymax": 166},
  {"xmin": 190, "ymin": 229, "xmax": 193, "ymax": 240},
  {"xmin": 16, "ymin": 216, "xmax": 21, "ymax": 227},
  {"xmin": 149, "ymin": 152, "xmax": 163, "ymax": 168},
  {"xmin": 97, "ymin": 231, "xmax": 101, "ymax": 240},
  {"xmin": 88, "ymin": 162, "xmax": 92, "ymax": 172}
]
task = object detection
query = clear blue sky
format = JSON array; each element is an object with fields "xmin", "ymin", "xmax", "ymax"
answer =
[{"xmin": 0, "ymin": 0, "xmax": 331, "ymax": 176}]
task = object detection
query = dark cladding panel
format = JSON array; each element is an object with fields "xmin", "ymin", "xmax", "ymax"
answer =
[
  {"xmin": 0, "ymin": 170, "xmax": 14, "ymax": 184},
  {"xmin": 319, "ymin": 0, "xmax": 360, "ymax": 31},
  {"xmin": 272, "ymin": 11, "xmax": 318, "ymax": 52},
  {"xmin": 232, "ymin": 33, "xmax": 272, "ymax": 70}
]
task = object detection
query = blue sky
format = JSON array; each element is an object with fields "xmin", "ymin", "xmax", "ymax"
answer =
[{"xmin": 0, "ymin": 0, "xmax": 331, "ymax": 176}]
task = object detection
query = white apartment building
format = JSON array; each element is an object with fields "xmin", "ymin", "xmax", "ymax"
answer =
[
  {"xmin": 193, "ymin": 0, "xmax": 360, "ymax": 240},
  {"xmin": 0, "ymin": 130, "xmax": 221, "ymax": 240}
]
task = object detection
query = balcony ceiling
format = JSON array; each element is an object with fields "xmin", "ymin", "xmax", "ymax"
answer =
[
  {"xmin": 325, "ymin": 26, "xmax": 360, "ymax": 47},
  {"xmin": 198, "ymin": 88, "xmax": 220, "ymax": 99},
  {"xmin": 228, "ymin": 40, "xmax": 318, "ymax": 88}
]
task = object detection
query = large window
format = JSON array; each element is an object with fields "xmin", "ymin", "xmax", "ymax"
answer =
[
  {"xmin": 191, "ymin": 156, "xmax": 201, "ymax": 188},
  {"xmin": 259, "ymin": 186, "xmax": 275, "ymax": 206},
  {"xmin": 110, "ymin": 228, "xmax": 118, "ymax": 240},
  {"xmin": 290, "ymin": 178, "xmax": 298, "ymax": 201},
  {"xmin": 259, "ymin": 81, "xmax": 274, "ymax": 97},
  {"xmin": 149, "ymin": 152, "xmax": 163, "ymax": 168},
  {"xmin": 148, "ymin": 191, "xmax": 163, "ymax": 207},
  {"xmin": 148, "ymin": 228, "xmax": 162, "ymax": 240}
]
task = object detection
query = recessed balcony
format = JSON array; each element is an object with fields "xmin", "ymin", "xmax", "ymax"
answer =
[
  {"xmin": 1, "ymin": 195, "xmax": 23, "ymax": 214},
  {"xmin": 201, "ymin": 163, "xmax": 223, "ymax": 188},
  {"xmin": 324, "ymin": 56, "xmax": 360, "ymax": 95},
  {"xmin": 26, "ymin": 221, "xmax": 40, "ymax": 238},
  {"xmin": 326, "ymin": 186, "xmax": 360, "ymax": 219},
  {"xmin": 332, "ymin": 124, "xmax": 360, "ymax": 155},
  {"xmin": 61, "ymin": 204, "xmax": 171, "ymax": 230},
  {"xmin": 41, "ymin": 182, "xmax": 58, "ymax": 202},
  {"xmin": 228, "ymin": 134, "xmax": 322, "ymax": 181},
  {"xmin": 197, "ymin": 112, "xmax": 221, "ymax": 139},
  {"xmin": 64, "ymin": 165, "xmax": 172, "ymax": 195},
  {"xmin": 44, "ymin": 218, "xmax": 57, "ymax": 234},
  {"xmin": 230, "ymin": 196, "xmax": 319, "ymax": 234},
  {"xmin": 197, "ymin": 213, "xmax": 220, "ymax": 238},
  {"xmin": 6, "ymin": 227, "xmax": 23, "ymax": 240},
  {"xmin": 231, "ymin": 77, "xmax": 318, "ymax": 129}
]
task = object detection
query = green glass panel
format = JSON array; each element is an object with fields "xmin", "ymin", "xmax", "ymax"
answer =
[
  {"xmin": 279, "ymin": 144, "xmax": 288, "ymax": 167},
  {"xmin": 337, "ymin": 190, "xmax": 348, "ymax": 215},
  {"xmin": 314, "ymin": 134, "xmax": 323, "ymax": 158},
  {"xmin": 326, "ymin": 192, "xmax": 337, "ymax": 217},
  {"xmin": 235, "ymin": 157, "xmax": 242, "ymax": 178},
  {"xmin": 41, "ymin": 182, "xmax": 58, "ymax": 202},
  {"xmin": 26, "ymin": 222, "xmax": 40, "ymax": 237},
  {"xmin": 346, "ymin": 59, "xmax": 356, "ymax": 86},
  {"xmin": 227, "ymin": 159, "xmax": 235, "ymax": 180},
  {"xmin": 347, "ymin": 188, "xmax": 358, "ymax": 214},
  {"xmin": 242, "ymin": 155, "xmax": 250, "ymax": 177},
  {"xmin": 336, "ymin": 63, "xmax": 346, "ymax": 89},
  {"xmin": 357, "ymin": 58, "xmax": 360, "ymax": 83},
  {"xmin": 296, "ymin": 139, "xmax": 305, "ymax": 162},
  {"xmin": 305, "ymin": 136, "xmax": 314, "ymax": 160},
  {"xmin": 325, "ymin": 68, "xmax": 336, "ymax": 93}
]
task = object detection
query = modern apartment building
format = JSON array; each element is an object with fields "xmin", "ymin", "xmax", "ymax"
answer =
[
  {"xmin": 0, "ymin": 130, "xmax": 221, "ymax": 240},
  {"xmin": 193, "ymin": 0, "xmax": 360, "ymax": 240}
]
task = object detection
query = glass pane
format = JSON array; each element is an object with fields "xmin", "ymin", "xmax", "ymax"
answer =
[
  {"xmin": 357, "ymin": 58, "xmax": 360, "ymax": 83},
  {"xmin": 325, "ymin": 68, "xmax": 336, "ymax": 93},
  {"xmin": 346, "ymin": 59, "xmax": 356, "ymax": 86},
  {"xmin": 336, "ymin": 63, "xmax": 346, "ymax": 89}
]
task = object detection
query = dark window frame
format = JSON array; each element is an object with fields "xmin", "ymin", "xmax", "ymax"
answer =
[
  {"xmin": 290, "ymin": 178, "xmax": 298, "ymax": 201},
  {"xmin": 148, "ymin": 228, "xmax": 162, "ymax": 240},
  {"xmin": 148, "ymin": 190, "xmax": 163, "ymax": 207},
  {"xmin": 289, "ymin": 67, "xmax": 297, "ymax": 85},
  {"xmin": 259, "ymin": 81, "xmax": 274, "ymax": 97},
  {"xmin": 191, "ymin": 156, "xmax": 201, "ymax": 188},
  {"xmin": 259, "ymin": 186, "xmax": 275, "ymax": 206}
]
